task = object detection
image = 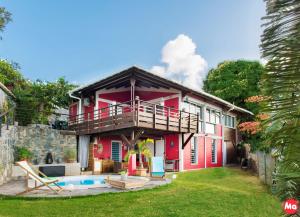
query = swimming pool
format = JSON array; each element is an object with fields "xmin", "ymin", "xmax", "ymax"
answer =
[
  {"xmin": 53, "ymin": 175, "xmax": 110, "ymax": 190},
  {"xmin": 57, "ymin": 176, "xmax": 105, "ymax": 186}
]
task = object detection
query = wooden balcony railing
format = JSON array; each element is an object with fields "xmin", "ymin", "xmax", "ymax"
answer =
[{"xmin": 68, "ymin": 100, "xmax": 202, "ymax": 135}]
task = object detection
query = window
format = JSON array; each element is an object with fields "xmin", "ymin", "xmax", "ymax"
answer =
[
  {"xmin": 190, "ymin": 137, "xmax": 198, "ymax": 164},
  {"xmin": 182, "ymin": 102, "xmax": 190, "ymax": 113},
  {"xmin": 211, "ymin": 139, "xmax": 217, "ymax": 164},
  {"xmin": 216, "ymin": 112, "xmax": 221, "ymax": 124},
  {"xmin": 224, "ymin": 115, "xmax": 235, "ymax": 128},
  {"xmin": 206, "ymin": 108, "xmax": 221, "ymax": 124},
  {"xmin": 182, "ymin": 101, "xmax": 204, "ymax": 132},
  {"xmin": 111, "ymin": 141, "xmax": 121, "ymax": 162},
  {"xmin": 205, "ymin": 109, "xmax": 210, "ymax": 122}
]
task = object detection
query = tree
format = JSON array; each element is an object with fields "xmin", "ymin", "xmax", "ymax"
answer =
[
  {"xmin": 203, "ymin": 60, "xmax": 264, "ymax": 115},
  {"xmin": 0, "ymin": 7, "xmax": 12, "ymax": 39},
  {"xmin": 261, "ymin": 0, "xmax": 300, "ymax": 201},
  {"xmin": 0, "ymin": 60, "xmax": 77, "ymax": 125}
]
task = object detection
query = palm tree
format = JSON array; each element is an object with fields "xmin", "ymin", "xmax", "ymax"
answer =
[
  {"xmin": 261, "ymin": 0, "xmax": 300, "ymax": 201},
  {"xmin": 137, "ymin": 139, "xmax": 153, "ymax": 169}
]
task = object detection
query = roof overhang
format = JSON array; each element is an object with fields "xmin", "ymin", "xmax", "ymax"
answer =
[{"xmin": 70, "ymin": 66, "xmax": 253, "ymax": 115}]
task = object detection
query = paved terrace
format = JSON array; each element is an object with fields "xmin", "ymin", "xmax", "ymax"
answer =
[{"xmin": 0, "ymin": 177, "xmax": 172, "ymax": 198}]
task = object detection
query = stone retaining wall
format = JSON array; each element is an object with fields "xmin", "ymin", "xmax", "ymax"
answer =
[
  {"xmin": 0, "ymin": 124, "xmax": 77, "ymax": 185},
  {"xmin": 15, "ymin": 125, "xmax": 77, "ymax": 165},
  {"xmin": 0, "ymin": 126, "xmax": 17, "ymax": 185}
]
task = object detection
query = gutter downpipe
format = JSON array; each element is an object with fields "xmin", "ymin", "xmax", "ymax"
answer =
[{"xmin": 69, "ymin": 91, "xmax": 82, "ymax": 122}]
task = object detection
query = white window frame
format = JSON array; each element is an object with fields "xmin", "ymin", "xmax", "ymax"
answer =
[
  {"xmin": 224, "ymin": 115, "xmax": 235, "ymax": 128},
  {"xmin": 111, "ymin": 140, "xmax": 122, "ymax": 162},
  {"xmin": 211, "ymin": 139, "xmax": 217, "ymax": 164},
  {"xmin": 190, "ymin": 137, "xmax": 198, "ymax": 164}
]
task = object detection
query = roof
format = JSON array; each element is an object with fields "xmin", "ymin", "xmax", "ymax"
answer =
[
  {"xmin": 70, "ymin": 66, "xmax": 253, "ymax": 115},
  {"xmin": 0, "ymin": 82, "xmax": 15, "ymax": 99}
]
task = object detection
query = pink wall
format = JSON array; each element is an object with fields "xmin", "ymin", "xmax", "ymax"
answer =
[
  {"xmin": 99, "ymin": 91, "xmax": 131, "ymax": 103},
  {"xmin": 205, "ymin": 137, "xmax": 223, "ymax": 167},
  {"xmin": 98, "ymin": 90, "xmax": 177, "ymax": 103},
  {"xmin": 136, "ymin": 91, "xmax": 176, "ymax": 101},
  {"xmin": 69, "ymin": 103, "xmax": 78, "ymax": 122},
  {"xmin": 183, "ymin": 136, "xmax": 205, "ymax": 170},
  {"xmin": 98, "ymin": 101, "xmax": 109, "ymax": 118},
  {"xmin": 84, "ymin": 104, "xmax": 94, "ymax": 120},
  {"xmin": 93, "ymin": 136, "xmax": 127, "ymax": 160}
]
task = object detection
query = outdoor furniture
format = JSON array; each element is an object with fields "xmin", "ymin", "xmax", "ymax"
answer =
[
  {"xmin": 113, "ymin": 161, "xmax": 128, "ymax": 173},
  {"xmin": 102, "ymin": 159, "xmax": 114, "ymax": 173},
  {"xmin": 105, "ymin": 176, "xmax": 148, "ymax": 189},
  {"xmin": 151, "ymin": 157, "xmax": 165, "ymax": 178},
  {"xmin": 92, "ymin": 158, "xmax": 102, "ymax": 175},
  {"xmin": 165, "ymin": 159, "xmax": 179, "ymax": 172},
  {"xmin": 39, "ymin": 165, "xmax": 65, "ymax": 177},
  {"xmin": 16, "ymin": 161, "xmax": 63, "ymax": 195}
]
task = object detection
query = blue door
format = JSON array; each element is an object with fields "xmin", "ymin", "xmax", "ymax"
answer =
[{"xmin": 111, "ymin": 142, "xmax": 121, "ymax": 162}]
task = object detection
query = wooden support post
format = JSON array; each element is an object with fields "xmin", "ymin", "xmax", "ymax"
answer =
[
  {"xmin": 153, "ymin": 105, "xmax": 156, "ymax": 129},
  {"xmin": 114, "ymin": 105, "xmax": 117, "ymax": 125},
  {"xmin": 121, "ymin": 134, "xmax": 132, "ymax": 149},
  {"xmin": 136, "ymin": 99, "xmax": 140, "ymax": 126},
  {"xmin": 131, "ymin": 130, "xmax": 144, "ymax": 146},
  {"xmin": 179, "ymin": 111, "xmax": 181, "ymax": 132},
  {"xmin": 167, "ymin": 107, "xmax": 170, "ymax": 130}
]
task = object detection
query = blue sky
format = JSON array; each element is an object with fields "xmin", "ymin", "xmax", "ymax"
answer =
[{"xmin": 0, "ymin": 1, "xmax": 265, "ymax": 85}]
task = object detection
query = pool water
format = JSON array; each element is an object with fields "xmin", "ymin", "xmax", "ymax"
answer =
[{"xmin": 56, "ymin": 176, "xmax": 106, "ymax": 187}]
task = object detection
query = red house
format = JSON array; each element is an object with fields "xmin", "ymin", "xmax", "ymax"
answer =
[{"xmin": 68, "ymin": 66, "xmax": 252, "ymax": 172}]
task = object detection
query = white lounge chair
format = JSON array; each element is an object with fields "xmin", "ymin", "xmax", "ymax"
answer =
[{"xmin": 16, "ymin": 161, "xmax": 63, "ymax": 195}]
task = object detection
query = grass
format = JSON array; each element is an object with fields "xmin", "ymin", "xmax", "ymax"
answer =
[{"xmin": 0, "ymin": 167, "xmax": 282, "ymax": 217}]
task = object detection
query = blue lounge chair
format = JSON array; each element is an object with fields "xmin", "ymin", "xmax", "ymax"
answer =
[{"xmin": 151, "ymin": 157, "xmax": 165, "ymax": 178}]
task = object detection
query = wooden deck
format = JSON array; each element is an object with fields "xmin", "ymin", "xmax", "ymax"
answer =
[{"xmin": 68, "ymin": 100, "xmax": 201, "ymax": 135}]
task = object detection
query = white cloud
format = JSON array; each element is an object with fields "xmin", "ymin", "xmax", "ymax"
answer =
[{"xmin": 151, "ymin": 34, "xmax": 208, "ymax": 90}]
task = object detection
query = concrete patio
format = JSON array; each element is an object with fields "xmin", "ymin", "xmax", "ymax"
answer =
[{"xmin": 0, "ymin": 178, "xmax": 172, "ymax": 197}]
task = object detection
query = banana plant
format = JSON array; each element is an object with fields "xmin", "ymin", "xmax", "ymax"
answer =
[{"xmin": 137, "ymin": 138, "xmax": 153, "ymax": 169}]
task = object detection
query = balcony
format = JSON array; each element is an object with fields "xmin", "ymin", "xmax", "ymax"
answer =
[{"xmin": 68, "ymin": 100, "xmax": 200, "ymax": 135}]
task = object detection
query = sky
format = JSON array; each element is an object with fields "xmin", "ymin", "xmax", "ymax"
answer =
[{"xmin": 0, "ymin": 0, "xmax": 266, "ymax": 88}]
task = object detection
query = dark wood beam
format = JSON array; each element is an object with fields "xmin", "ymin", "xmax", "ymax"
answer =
[
  {"xmin": 182, "ymin": 133, "xmax": 194, "ymax": 149},
  {"xmin": 120, "ymin": 129, "xmax": 144, "ymax": 149},
  {"xmin": 120, "ymin": 134, "xmax": 131, "ymax": 147},
  {"xmin": 131, "ymin": 129, "xmax": 144, "ymax": 146}
]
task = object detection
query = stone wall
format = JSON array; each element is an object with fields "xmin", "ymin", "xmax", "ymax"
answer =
[
  {"xmin": 249, "ymin": 151, "xmax": 275, "ymax": 186},
  {"xmin": 15, "ymin": 125, "xmax": 77, "ymax": 165},
  {"xmin": 0, "ymin": 124, "xmax": 77, "ymax": 185},
  {"xmin": 0, "ymin": 126, "xmax": 17, "ymax": 185}
]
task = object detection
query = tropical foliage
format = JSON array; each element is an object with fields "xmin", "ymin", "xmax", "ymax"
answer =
[
  {"xmin": 203, "ymin": 60, "xmax": 265, "ymax": 151},
  {"xmin": 260, "ymin": 0, "xmax": 300, "ymax": 201},
  {"xmin": 0, "ymin": 60, "xmax": 76, "ymax": 125},
  {"xmin": 137, "ymin": 138, "xmax": 153, "ymax": 168},
  {"xmin": 203, "ymin": 60, "xmax": 264, "ymax": 115},
  {"xmin": 0, "ymin": 6, "xmax": 11, "ymax": 39}
]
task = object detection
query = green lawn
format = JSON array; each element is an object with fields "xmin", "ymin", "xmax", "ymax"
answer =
[{"xmin": 0, "ymin": 168, "xmax": 281, "ymax": 217}]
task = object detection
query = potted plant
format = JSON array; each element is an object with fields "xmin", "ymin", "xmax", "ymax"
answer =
[
  {"xmin": 119, "ymin": 170, "xmax": 128, "ymax": 181},
  {"xmin": 64, "ymin": 148, "xmax": 76, "ymax": 163},
  {"xmin": 135, "ymin": 138, "xmax": 153, "ymax": 176},
  {"xmin": 15, "ymin": 147, "xmax": 33, "ymax": 161}
]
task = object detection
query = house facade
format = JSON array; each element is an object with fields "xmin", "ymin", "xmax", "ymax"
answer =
[{"xmin": 68, "ymin": 66, "xmax": 252, "ymax": 172}]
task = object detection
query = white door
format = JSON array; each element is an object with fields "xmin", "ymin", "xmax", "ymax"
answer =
[
  {"xmin": 148, "ymin": 142, "xmax": 155, "ymax": 157},
  {"xmin": 155, "ymin": 140, "xmax": 165, "ymax": 157}
]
